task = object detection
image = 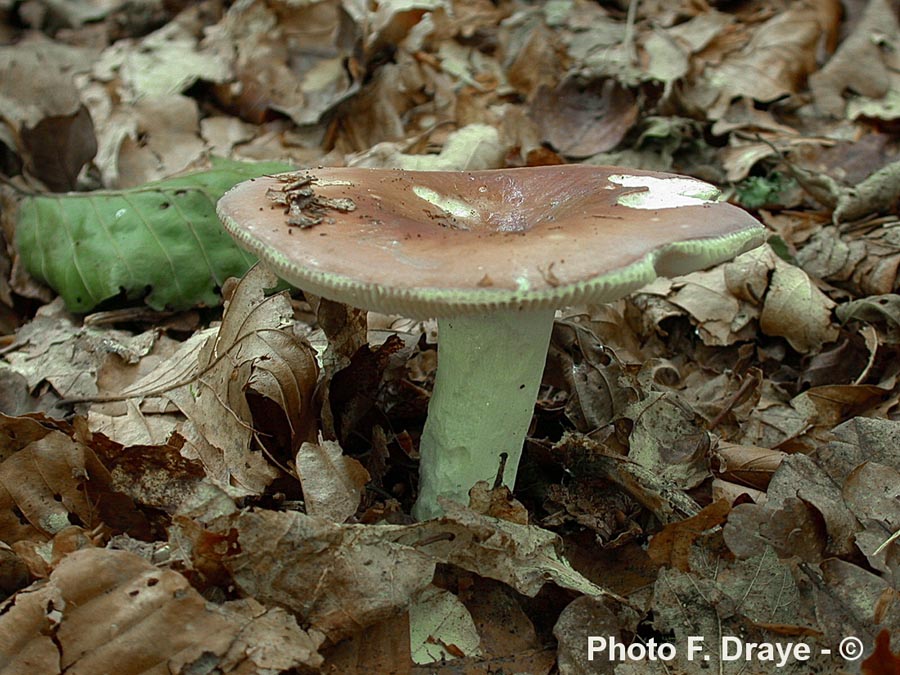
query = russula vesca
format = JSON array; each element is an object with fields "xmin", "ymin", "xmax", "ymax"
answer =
[{"xmin": 217, "ymin": 165, "xmax": 767, "ymax": 519}]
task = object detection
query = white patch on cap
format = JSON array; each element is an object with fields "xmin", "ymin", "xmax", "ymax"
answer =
[
  {"xmin": 413, "ymin": 186, "xmax": 479, "ymax": 220},
  {"xmin": 609, "ymin": 175, "xmax": 721, "ymax": 209},
  {"xmin": 316, "ymin": 179, "xmax": 354, "ymax": 186}
]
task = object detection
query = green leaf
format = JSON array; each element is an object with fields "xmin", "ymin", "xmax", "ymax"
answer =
[{"xmin": 15, "ymin": 157, "xmax": 293, "ymax": 312}]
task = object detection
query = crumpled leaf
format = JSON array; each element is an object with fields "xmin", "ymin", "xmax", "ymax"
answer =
[
  {"xmin": 0, "ymin": 426, "xmax": 148, "ymax": 547},
  {"xmin": 727, "ymin": 245, "xmax": 839, "ymax": 353},
  {"xmin": 204, "ymin": 0, "xmax": 358, "ymax": 127},
  {"xmin": 2, "ymin": 304, "xmax": 157, "ymax": 400},
  {"xmin": 667, "ymin": 268, "xmax": 758, "ymax": 346},
  {"xmin": 625, "ymin": 391, "xmax": 711, "ymax": 490},
  {"xmin": 797, "ymin": 222, "xmax": 900, "ymax": 297},
  {"xmin": 403, "ymin": 502, "xmax": 618, "ymax": 600},
  {"xmin": 204, "ymin": 502, "xmax": 615, "ymax": 644},
  {"xmin": 160, "ymin": 265, "xmax": 318, "ymax": 494},
  {"xmin": 0, "ymin": 548, "xmax": 324, "ymax": 674},
  {"xmin": 15, "ymin": 157, "xmax": 292, "ymax": 312},
  {"xmin": 296, "ymin": 437, "xmax": 370, "ymax": 523},
  {"xmin": 837, "ymin": 294, "xmax": 900, "ymax": 344},
  {"xmin": 688, "ymin": 1, "xmax": 841, "ymax": 119}
]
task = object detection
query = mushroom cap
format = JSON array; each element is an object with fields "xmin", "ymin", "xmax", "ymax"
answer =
[{"xmin": 218, "ymin": 165, "xmax": 767, "ymax": 317}]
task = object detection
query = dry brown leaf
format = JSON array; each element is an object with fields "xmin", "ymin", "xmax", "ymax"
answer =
[
  {"xmin": 409, "ymin": 584, "xmax": 481, "ymax": 664},
  {"xmin": 348, "ymin": 124, "xmax": 507, "ymax": 171},
  {"xmin": 714, "ymin": 442, "xmax": 785, "ymax": 491},
  {"xmin": 0, "ymin": 38, "xmax": 97, "ymax": 190},
  {"xmin": 0, "ymin": 430, "xmax": 137, "ymax": 545},
  {"xmin": 625, "ymin": 391, "xmax": 711, "ymax": 490},
  {"xmin": 815, "ymin": 558, "xmax": 899, "ymax": 655},
  {"xmin": 322, "ymin": 613, "xmax": 412, "ymax": 675},
  {"xmin": 862, "ymin": 629, "xmax": 900, "ymax": 675},
  {"xmin": 724, "ymin": 453, "xmax": 860, "ymax": 562},
  {"xmin": 809, "ymin": 0, "xmax": 899, "ymax": 116},
  {"xmin": 531, "ymin": 78, "xmax": 637, "ymax": 158},
  {"xmin": 759, "ymin": 255, "xmax": 839, "ymax": 353},
  {"xmin": 401, "ymin": 502, "xmax": 618, "ymax": 600},
  {"xmin": 296, "ymin": 437, "xmax": 370, "ymax": 523},
  {"xmin": 796, "ymin": 223, "xmax": 900, "ymax": 297},
  {"xmin": 647, "ymin": 499, "xmax": 731, "ymax": 572},
  {"xmin": 686, "ymin": 0, "xmax": 841, "ymax": 119},
  {"xmin": 647, "ymin": 546, "xmax": 837, "ymax": 675},
  {"xmin": 3, "ymin": 308, "xmax": 158, "ymax": 402},
  {"xmin": 211, "ymin": 509, "xmax": 436, "ymax": 643},
  {"xmin": 667, "ymin": 268, "xmax": 758, "ymax": 346},
  {"xmin": 204, "ymin": 0, "xmax": 357, "ymax": 127},
  {"xmin": 553, "ymin": 596, "xmax": 622, "ymax": 675},
  {"xmin": 163, "ymin": 265, "xmax": 318, "ymax": 495},
  {"xmin": 112, "ymin": 95, "xmax": 206, "ymax": 188},
  {"xmin": 0, "ymin": 548, "xmax": 323, "ymax": 674}
]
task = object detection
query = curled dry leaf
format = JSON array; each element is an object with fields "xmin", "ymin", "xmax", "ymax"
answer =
[
  {"xmin": 203, "ymin": 504, "xmax": 615, "ymax": 645},
  {"xmin": 796, "ymin": 223, "xmax": 900, "ymax": 298},
  {"xmin": 760, "ymin": 260, "xmax": 839, "ymax": 353},
  {"xmin": 714, "ymin": 442, "xmax": 785, "ymax": 491},
  {"xmin": 161, "ymin": 264, "xmax": 318, "ymax": 495},
  {"xmin": 0, "ymin": 548, "xmax": 324, "ymax": 674},
  {"xmin": 727, "ymin": 245, "xmax": 839, "ymax": 353},
  {"xmin": 400, "ymin": 502, "xmax": 618, "ymax": 600}
]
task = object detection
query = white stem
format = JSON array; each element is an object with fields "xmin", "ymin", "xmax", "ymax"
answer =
[{"xmin": 412, "ymin": 308, "xmax": 556, "ymax": 520}]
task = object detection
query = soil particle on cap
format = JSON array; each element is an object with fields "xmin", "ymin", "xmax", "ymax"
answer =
[{"xmin": 266, "ymin": 171, "xmax": 357, "ymax": 229}]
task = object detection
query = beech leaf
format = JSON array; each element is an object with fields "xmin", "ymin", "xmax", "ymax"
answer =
[{"xmin": 15, "ymin": 157, "xmax": 292, "ymax": 312}]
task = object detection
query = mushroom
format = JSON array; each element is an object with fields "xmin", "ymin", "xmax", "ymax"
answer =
[{"xmin": 217, "ymin": 165, "xmax": 767, "ymax": 520}]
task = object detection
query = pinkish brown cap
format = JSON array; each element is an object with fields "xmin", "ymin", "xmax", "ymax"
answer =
[{"xmin": 217, "ymin": 165, "xmax": 767, "ymax": 318}]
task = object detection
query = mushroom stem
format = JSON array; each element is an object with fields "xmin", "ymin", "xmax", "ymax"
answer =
[{"xmin": 412, "ymin": 308, "xmax": 556, "ymax": 520}]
